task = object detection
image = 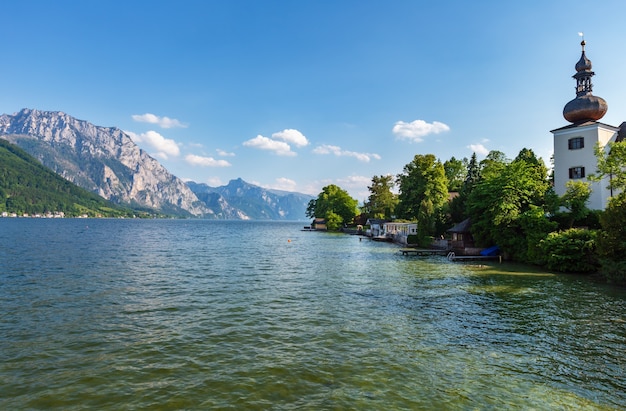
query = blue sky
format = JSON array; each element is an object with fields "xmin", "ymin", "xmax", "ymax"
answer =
[{"xmin": 2, "ymin": 0, "xmax": 626, "ymax": 200}]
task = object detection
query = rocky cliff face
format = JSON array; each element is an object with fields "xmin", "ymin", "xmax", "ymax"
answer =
[{"xmin": 0, "ymin": 108, "xmax": 208, "ymax": 216}]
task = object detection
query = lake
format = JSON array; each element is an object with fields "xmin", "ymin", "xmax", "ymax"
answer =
[{"xmin": 0, "ymin": 219, "xmax": 624, "ymax": 410}]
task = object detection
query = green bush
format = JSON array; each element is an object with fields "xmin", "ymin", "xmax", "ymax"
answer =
[
  {"xmin": 597, "ymin": 193, "xmax": 626, "ymax": 284},
  {"xmin": 539, "ymin": 229, "xmax": 599, "ymax": 273},
  {"xmin": 407, "ymin": 234, "xmax": 419, "ymax": 245}
]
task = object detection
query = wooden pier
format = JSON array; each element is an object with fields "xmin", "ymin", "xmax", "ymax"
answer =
[
  {"xmin": 398, "ymin": 249, "xmax": 449, "ymax": 257},
  {"xmin": 397, "ymin": 249, "xmax": 502, "ymax": 263},
  {"xmin": 446, "ymin": 251, "xmax": 502, "ymax": 263}
]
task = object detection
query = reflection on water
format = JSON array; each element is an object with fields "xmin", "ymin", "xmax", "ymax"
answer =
[{"xmin": 0, "ymin": 219, "xmax": 624, "ymax": 410}]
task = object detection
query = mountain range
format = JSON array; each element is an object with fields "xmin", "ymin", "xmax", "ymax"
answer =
[{"xmin": 0, "ymin": 108, "xmax": 313, "ymax": 219}]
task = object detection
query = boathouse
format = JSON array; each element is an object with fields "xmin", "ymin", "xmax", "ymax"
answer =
[
  {"xmin": 383, "ymin": 221, "xmax": 418, "ymax": 245},
  {"xmin": 365, "ymin": 218, "xmax": 388, "ymax": 237},
  {"xmin": 447, "ymin": 218, "xmax": 476, "ymax": 254},
  {"xmin": 312, "ymin": 218, "xmax": 327, "ymax": 231}
]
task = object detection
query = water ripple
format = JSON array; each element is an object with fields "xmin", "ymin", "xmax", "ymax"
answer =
[{"xmin": 0, "ymin": 219, "xmax": 624, "ymax": 410}]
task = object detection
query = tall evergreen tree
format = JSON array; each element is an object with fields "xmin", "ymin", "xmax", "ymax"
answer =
[
  {"xmin": 449, "ymin": 152, "xmax": 479, "ymax": 223},
  {"xmin": 364, "ymin": 174, "xmax": 398, "ymax": 219}
]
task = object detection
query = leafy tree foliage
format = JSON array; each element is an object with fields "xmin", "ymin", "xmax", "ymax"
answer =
[
  {"xmin": 539, "ymin": 229, "xmax": 599, "ymax": 273},
  {"xmin": 596, "ymin": 193, "xmax": 626, "ymax": 284},
  {"xmin": 561, "ymin": 180, "xmax": 591, "ymax": 228},
  {"xmin": 443, "ymin": 156, "xmax": 467, "ymax": 192},
  {"xmin": 589, "ymin": 140, "xmax": 626, "ymax": 193},
  {"xmin": 306, "ymin": 184, "xmax": 358, "ymax": 229},
  {"xmin": 519, "ymin": 206, "xmax": 558, "ymax": 265},
  {"xmin": 325, "ymin": 211, "xmax": 343, "ymax": 231},
  {"xmin": 396, "ymin": 154, "xmax": 448, "ymax": 243},
  {"xmin": 449, "ymin": 152, "xmax": 480, "ymax": 223},
  {"xmin": 479, "ymin": 150, "xmax": 508, "ymax": 179},
  {"xmin": 364, "ymin": 174, "xmax": 398, "ymax": 219},
  {"xmin": 467, "ymin": 149, "xmax": 552, "ymax": 261}
]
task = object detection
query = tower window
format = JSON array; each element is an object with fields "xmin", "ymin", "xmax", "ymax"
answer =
[
  {"xmin": 568, "ymin": 137, "xmax": 584, "ymax": 150},
  {"xmin": 569, "ymin": 166, "xmax": 585, "ymax": 179}
]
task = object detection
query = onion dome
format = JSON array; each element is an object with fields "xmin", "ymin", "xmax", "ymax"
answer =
[
  {"xmin": 575, "ymin": 40, "xmax": 592, "ymax": 72},
  {"xmin": 563, "ymin": 40, "xmax": 608, "ymax": 123}
]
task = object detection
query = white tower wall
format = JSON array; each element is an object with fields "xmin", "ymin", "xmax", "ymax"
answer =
[{"xmin": 552, "ymin": 122, "xmax": 618, "ymax": 210}]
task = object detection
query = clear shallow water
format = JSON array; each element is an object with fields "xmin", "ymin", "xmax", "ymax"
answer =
[{"xmin": 0, "ymin": 219, "xmax": 624, "ymax": 410}]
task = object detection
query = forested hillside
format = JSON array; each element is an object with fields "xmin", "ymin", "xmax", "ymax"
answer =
[{"xmin": 0, "ymin": 138, "xmax": 136, "ymax": 217}]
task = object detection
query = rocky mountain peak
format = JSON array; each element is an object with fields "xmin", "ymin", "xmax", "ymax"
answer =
[{"xmin": 0, "ymin": 108, "xmax": 209, "ymax": 216}]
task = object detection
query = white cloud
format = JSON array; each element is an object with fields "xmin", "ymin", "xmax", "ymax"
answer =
[
  {"xmin": 132, "ymin": 113, "xmax": 187, "ymax": 129},
  {"xmin": 468, "ymin": 143, "xmax": 489, "ymax": 156},
  {"xmin": 337, "ymin": 175, "xmax": 371, "ymax": 187},
  {"xmin": 243, "ymin": 135, "xmax": 296, "ymax": 156},
  {"xmin": 312, "ymin": 144, "xmax": 381, "ymax": 162},
  {"xmin": 216, "ymin": 148, "xmax": 235, "ymax": 157},
  {"xmin": 126, "ymin": 130, "xmax": 180, "ymax": 158},
  {"xmin": 185, "ymin": 154, "xmax": 231, "ymax": 167},
  {"xmin": 271, "ymin": 129, "xmax": 309, "ymax": 147},
  {"xmin": 266, "ymin": 177, "xmax": 298, "ymax": 192},
  {"xmin": 206, "ymin": 177, "xmax": 223, "ymax": 187},
  {"xmin": 151, "ymin": 152, "xmax": 169, "ymax": 160},
  {"xmin": 392, "ymin": 120, "xmax": 450, "ymax": 142},
  {"xmin": 320, "ymin": 175, "xmax": 372, "ymax": 200}
]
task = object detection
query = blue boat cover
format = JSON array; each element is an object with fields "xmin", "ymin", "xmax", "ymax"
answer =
[{"xmin": 480, "ymin": 245, "xmax": 500, "ymax": 256}]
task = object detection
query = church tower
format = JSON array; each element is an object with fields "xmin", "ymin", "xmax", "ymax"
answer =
[{"xmin": 551, "ymin": 39, "xmax": 619, "ymax": 210}]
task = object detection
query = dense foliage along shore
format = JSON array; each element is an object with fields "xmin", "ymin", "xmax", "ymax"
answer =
[{"xmin": 308, "ymin": 145, "xmax": 626, "ymax": 285}]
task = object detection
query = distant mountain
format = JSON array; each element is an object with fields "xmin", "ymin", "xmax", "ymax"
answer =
[
  {"xmin": 0, "ymin": 108, "xmax": 208, "ymax": 216},
  {"xmin": 0, "ymin": 138, "xmax": 134, "ymax": 217},
  {"xmin": 0, "ymin": 108, "xmax": 314, "ymax": 219},
  {"xmin": 187, "ymin": 178, "xmax": 314, "ymax": 220}
]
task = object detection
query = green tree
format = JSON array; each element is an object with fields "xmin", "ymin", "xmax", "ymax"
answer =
[
  {"xmin": 305, "ymin": 199, "xmax": 316, "ymax": 219},
  {"xmin": 443, "ymin": 156, "xmax": 467, "ymax": 192},
  {"xmin": 325, "ymin": 211, "xmax": 343, "ymax": 231},
  {"xmin": 589, "ymin": 140, "xmax": 626, "ymax": 194},
  {"xmin": 561, "ymin": 180, "xmax": 591, "ymax": 228},
  {"xmin": 396, "ymin": 154, "xmax": 448, "ymax": 243},
  {"xmin": 539, "ymin": 229, "xmax": 599, "ymax": 273},
  {"xmin": 307, "ymin": 184, "xmax": 358, "ymax": 230},
  {"xmin": 587, "ymin": 140, "xmax": 626, "ymax": 283},
  {"xmin": 479, "ymin": 150, "xmax": 509, "ymax": 179},
  {"xmin": 465, "ymin": 152, "xmax": 480, "ymax": 190},
  {"xmin": 467, "ymin": 149, "xmax": 552, "ymax": 261},
  {"xmin": 364, "ymin": 174, "xmax": 398, "ymax": 219},
  {"xmin": 596, "ymin": 193, "xmax": 626, "ymax": 284},
  {"xmin": 449, "ymin": 152, "xmax": 480, "ymax": 223}
]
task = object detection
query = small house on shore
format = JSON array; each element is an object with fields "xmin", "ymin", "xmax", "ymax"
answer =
[
  {"xmin": 313, "ymin": 218, "xmax": 327, "ymax": 231},
  {"xmin": 384, "ymin": 222, "xmax": 417, "ymax": 245},
  {"xmin": 365, "ymin": 218, "xmax": 388, "ymax": 237},
  {"xmin": 447, "ymin": 218, "xmax": 476, "ymax": 254}
]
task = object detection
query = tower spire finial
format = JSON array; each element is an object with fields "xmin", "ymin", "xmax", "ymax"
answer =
[{"xmin": 563, "ymin": 37, "xmax": 608, "ymax": 123}]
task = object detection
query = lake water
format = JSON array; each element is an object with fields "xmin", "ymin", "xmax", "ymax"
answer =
[{"xmin": 0, "ymin": 219, "xmax": 624, "ymax": 410}]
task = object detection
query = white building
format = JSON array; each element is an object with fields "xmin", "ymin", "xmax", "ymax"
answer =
[
  {"xmin": 382, "ymin": 222, "xmax": 417, "ymax": 245},
  {"xmin": 551, "ymin": 40, "xmax": 624, "ymax": 210}
]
